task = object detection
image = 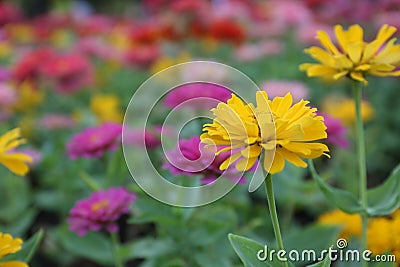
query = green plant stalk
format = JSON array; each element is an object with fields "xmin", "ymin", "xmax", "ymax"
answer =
[
  {"xmin": 265, "ymin": 173, "xmax": 288, "ymax": 267},
  {"xmin": 110, "ymin": 232, "xmax": 124, "ymax": 267},
  {"xmin": 353, "ymin": 81, "xmax": 368, "ymax": 267}
]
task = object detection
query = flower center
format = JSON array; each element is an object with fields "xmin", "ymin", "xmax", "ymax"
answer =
[{"xmin": 91, "ymin": 200, "xmax": 109, "ymax": 212}]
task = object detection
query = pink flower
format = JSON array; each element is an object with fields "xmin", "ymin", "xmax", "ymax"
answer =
[
  {"xmin": 68, "ymin": 187, "xmax": 136, "ymax": 236},
  {"xmin": 67, "ymin": 122, "xmax": 122, "ymax": 159},
  {"xmin": 123, "ymin": 126, "xmax": 169, "ymax": 150},
  {"xmin": 163, "ymin": 136, "xmax": 246, "ymax": 184},
  {"xmin": 40, "ymin": 52, "xmax": 94, "ymax": 93},
  {"xmin": 12, "ymin": 48, "xmax": 55, "ymax": 83},
  {"xmin": 269, "ymin": 0, "xmax": 312, "ymax": 28},
  {"xmin": 319, "ymin": 112, "xmax": 349, "ymax": 149},
  {"xmin": 0, "ymin": 83, "xmax": 17, "ymax": 121},
  {"xmin": 296, "ymin": 23, "xmax": 333, "ymax": 45},
  {"xmin": 163, "ymin": 82, "xmax": 231, "ymax": 110},
  {"xmin": 124, "ymin": 45, "xmax": 160, "ymax": 68},
  {"xmin": 261, "ymin": 80, "xmax": 310, "ymax": 102},
  {"xmin": 235, "ymin": 40, "xmax": 283, "ymax": 62},
  {"xmin": 39, "ymin": 114, "xmax": 76, "ymax": 130}
]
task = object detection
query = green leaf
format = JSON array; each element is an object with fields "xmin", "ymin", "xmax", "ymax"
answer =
[
  {"xmin": 306, "ymin": 254, "xmax": 331, "ymax": 267},
  {"xmin": 58, "ymin": 225, "xmax": 113, "ymax": 264},
  {"xmin": 228, "ymin": 234, "xmax": 272, "ymax": 267},
  {"xmin": 228, "ymin": 234, "xmax": 294, "ymax": 267},
  {"xmin": 309, "ymin": 160, "xmax": 363, "ymax": 214},
  {"xmin": 366, "ymin": 164, "xmax": 400, "ymax": 216},
  {"xmin": 285, "ymin": 224, "xmax": 340, "ymax": 265},
  {"xmin": 118, "ymin": 238, "xmax": 175, "ymax": 261},
  {"xmin": 0, "ymin": 208, "xmax": 37, "ymax": 237},
  {"xmin": 2, "ymin": 229, "xmax": 44, "ymax": 263}
]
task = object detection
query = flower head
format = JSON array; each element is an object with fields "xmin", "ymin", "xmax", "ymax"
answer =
[
  {"xmin": 300, "ymin": 24, "xmax": 400, "ymax": 85},
  {"xmin": 40, "ymin": 52, "xmax": 94, "ymax": 93},
  {"xmin": 163, "ymin": 136, "xmax": 247, "ymax": 184},
  {"xmin": 201, "ymin": 92, "xmax": 329, "ymax": 174},
  {"xmin": 0, "ymin": 232, "xmax": 28, "ymax": 267},
  {"xmin": 318, "ymin": 209, "xmax": 361, "ymax": 240},
  {"xmin": 322, "ymin": 96, "xmax": 374, "ymax": 126},
  {"xmin": 67, "ymin": 122, "xmax": 122, "ymax": 159},
  {"xmin": 68, "ymin": 187, "xmax": 136, "ymax": 236},
  {"xmin": 0, "ymin": 128, "xmax": 32, "ymax": 176},
  {"xmin": 90, "ymin": 94, "xmax": 123, "ymax": 123}
]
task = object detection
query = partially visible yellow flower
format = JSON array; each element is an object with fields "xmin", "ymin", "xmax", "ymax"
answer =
[
  {"xmin": 0, "ymin": 232, "xmax": 28, "ymax": 267},
  {"xmin": 0, "ymin": 41, "xmax": 12, "ymax": 58},
  {"xmin": 300, "ymin": 24, "xmax": 400, "ymax": 85},
  {"xmin": 5, "ymin": 24, "xmax": 34, "ymax": 44},
  {"xmin": 318, "ymin": 209, "xmax": 362, "ymax": 240},
  {"xmin": 366, "ymin": 209, "xmax": 400, "ymax": 264},
  {"xmin": 50, "ymin": 29, "xmax": 73, "ymax": 49},
  {"xmin": 13, "ymin": 82, "xmax": 44, "ymax": 112},
  {"xmin": 150, "ymin": 52, "xmax": 191, "ymax": 74},
  {"xmin": 201, "ymin": 92, "xmax": 329, "ymax": 174},
  {"xmin": 322, "ymin": 96, "xmax": 374, "ymax": 125},
  {"xmin": 0, "ymin": 128, "xmax": 32, "ymax": 176},
  {"xmin": 90, "ymin": 94, "xmax": 123, "ymax": 123}
]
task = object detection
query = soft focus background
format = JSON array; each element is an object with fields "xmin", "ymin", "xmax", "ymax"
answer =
[{"xmin": 0, "ymin": 0, "xmax": 399, "ymax": 266}]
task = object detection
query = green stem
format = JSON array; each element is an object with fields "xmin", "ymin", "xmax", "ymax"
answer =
[
  {"xmin": 110, "ymin": 232, "xmax": 124, "ymax": 267},
  {"xmin": 79, "ymin": 172, "xmax": 101, "ymax": 191},
  {"xmin": 265, "ymin": 173, "xmax": 288, "ymax": 267},
  {"xmin": 353, "ymin": 82, "xmax": 368, "ymax": 267}
]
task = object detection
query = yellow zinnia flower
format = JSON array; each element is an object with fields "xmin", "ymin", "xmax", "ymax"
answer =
[
  {"xmin": 90, "ymin": 94, "xmax": 123, "ymax": 123},
  {"xmin": 322, "ymin": 96, "xmax": 374, "ymax": 125},
  {"xmin": 300, "ymin": 24, "xmax": 400, "ymax": 85},
  {"xmin": 201, "ymin": 92, "xmax": 329, "ymax": 174},
  {"xmin": 0, "ymin": 232, "xmax": 28, "ymax": 267},
  {"xmin": 318, "ymin": 209, "xmax": 362, "ymax": 240},
  {"xmin": 0, "ymin": 128, "xmax": 32, "ymax": 176}
]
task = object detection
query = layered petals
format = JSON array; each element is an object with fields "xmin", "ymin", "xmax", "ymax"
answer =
[
  {"xmin": 201, "ymin": 91, "xmax": 329, "ymax": 174},
  {"xmin": 301, "ymin": 24, "xmax": 400, "ymax": 85}
]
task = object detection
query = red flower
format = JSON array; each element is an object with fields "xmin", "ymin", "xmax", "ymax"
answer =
[{"xmin": 209, "ymin": 19, "xmax": 246, "ymax": 45}]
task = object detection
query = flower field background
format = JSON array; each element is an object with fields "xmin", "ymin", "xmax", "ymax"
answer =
[{"xmin": 0, "ymin": 1, "xmax": 399, "ymax": 267}]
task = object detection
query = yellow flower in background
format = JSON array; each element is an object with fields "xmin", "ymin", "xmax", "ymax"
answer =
[
  {"xmin": 13, "ymin": 82, "xmax": 44, "ymax": 112},
  {"xmin": 0, "ymin": 128, "xmax": 32, "ymax": 176},
  {"xmin": 150, "ymin": 52, "xmax": 191, "ymax": 74},
  {"xmin": 300, "ymin": 24, "xmax": 400, "ymax": 85},
  {"xmin": 0, "ymin": 232, "xmax": 28, "ymax": 267},
  {"xmin": 0, "ymin": 41, "xmax": 12, "ymax": 58},
  {"xmin": 322, "ymin": 97, "xmax": 374, "ymax": 125},
  {"xmin": 90, "ymin": 94, "xmax": 123, "ymax": 123},
  {"xmin": 201, "ymin": 92, "xmax": 329, "ymax": 174},
  {"xmin": 318, "ymin": 209, "xmax": 362, "ymax": 240},
  {"xmin": 367, "ymin": 209, "xmax": 400, "ymax": 265},
  {"xmin": 5, "ymin": 24, "xmax": 34, "ymax": 44}
]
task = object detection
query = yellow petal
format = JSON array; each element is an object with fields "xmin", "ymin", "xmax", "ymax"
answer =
[
  {"xmin": 220, "ymin": 151, "xmax": 242, "ymax": 170},
  {"xmin": 0, "ymin": 261, "xmax": 28, "ymax": 267},
  {"xmin": 316, "ymin": 30, "xmax": 339, "ymax": 55},
  {"xmin": 235, "ymin": 156, "xmax": 257, "ymax": 171},
  {"xmin": 304, "ymin": 46, "xmax": 336, "ymax": 66},
  {"xmin": 269, "ymin": 150, "xmax": 285, "ymax": 174},
  {"xmin": 346, "ymin": 42, "xmax": 363, "ymax": 63},
  {"xmin": 350, "ymin": 71, "xmax": 368, "ymax": 84},
  {"xmin": 279, "ymin": 148, "xmax": 307, "ymax": 168}
]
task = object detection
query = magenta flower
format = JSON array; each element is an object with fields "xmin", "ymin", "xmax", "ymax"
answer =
[
  {"xmin": 319, "ymin": 112, "xmax": 350, "ymax": 149},
  {"xmin": 68, "ymin": 187, "xmax": 136, "ymax": 236},
  {"xmin": 163, "ymin": 82, "xmax": 231, "ymax": 110},
  {"xmin": 67, "ymin": 122, "xmax": 122, "ymax": 159},
  {"xmin": 163, "ymin": 136, "xmax": 246, "ymax": 184}
]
